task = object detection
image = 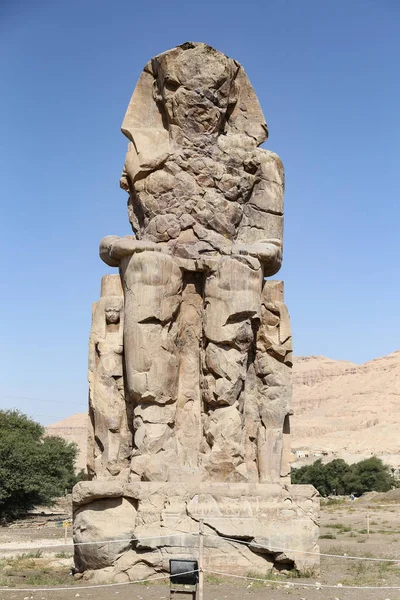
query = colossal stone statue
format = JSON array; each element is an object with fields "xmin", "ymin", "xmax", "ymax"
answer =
[{"xmin": 73, "ymin": 42, "xmax": 319, "ymax": 583}]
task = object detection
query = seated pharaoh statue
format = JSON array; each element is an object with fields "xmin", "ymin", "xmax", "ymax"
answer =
[
  {"xmin": 99, "ymin": 42, "xmax": 290, "ymax": 485},
  {"xmin": 74, "ymin": 42, "xmax": 319, "ymax": 583}
]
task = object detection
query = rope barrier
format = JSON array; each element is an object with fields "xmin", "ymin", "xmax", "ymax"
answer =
[
  {"xmin": 71, "ymin": 531, "xmax": 198, "ymax": 546},
  {"xmin": 2, "ymin": 566, "xmax": 400, "ymax": 593},
  {"xmin": 203, "ymin": 532, "xmax": 400, "ymax": 562},
  {"xmin": 204, "ymin": 569, "xmax": 400, "ymax": 590},
  {"xmin": 0, "ymin": 569, "xmax": 198, "ymax": 592},
  {"xmin": 1, "ymin": 530, "xmax": 399, "ymax": 563},
  {"xmin": 0, "ymin": 531, "xmax": 197, "ymax": 551}
]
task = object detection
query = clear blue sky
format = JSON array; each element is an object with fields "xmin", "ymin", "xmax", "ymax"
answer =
[{"xmin": 1, "ymin": 0, "xmax": 399, "ymax": 426}]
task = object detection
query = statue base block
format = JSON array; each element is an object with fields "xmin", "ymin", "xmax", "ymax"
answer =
[{"xmin": 73, "ymin": 481, "xmax": 319, "ymax": 583}]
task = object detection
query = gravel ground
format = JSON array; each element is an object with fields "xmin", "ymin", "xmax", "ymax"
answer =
[{"xmin": 2, "ymin": 496, "xmax": 400, "ymax": 600}]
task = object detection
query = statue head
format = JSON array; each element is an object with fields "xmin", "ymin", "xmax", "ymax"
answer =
[
  {"xmin": 104, "ymin": 297, "xmax": 123, "ymax": 325},
  {"xmin": 152, "ymin": 43, "xmax": 237, "ymax": 135},
  {"xmin": 120, "ymin": 42, "xmax": 268, "ymax": 183}
]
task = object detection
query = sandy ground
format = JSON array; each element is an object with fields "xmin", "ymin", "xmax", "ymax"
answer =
[{"xmin": 2, "ymin": 494, "xmax": 400, "ymax": 600}]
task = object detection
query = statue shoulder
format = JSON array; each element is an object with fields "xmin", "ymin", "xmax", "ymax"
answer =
[{"xmin": 255, "ymin": 148, "xmax": 284, "ymax": 186}]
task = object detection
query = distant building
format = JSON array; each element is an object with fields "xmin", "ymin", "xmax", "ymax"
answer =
[{"xmin": 295, "ymin": 450, "xmax": 310, "ymax": 458}]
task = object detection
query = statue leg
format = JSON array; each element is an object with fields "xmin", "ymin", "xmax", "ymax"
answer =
[
  {"xmin": 174, "ymin": 272, "xmax": 203, "ymax": 472},
  {"xmin": 90, "ymin": 374, "xmax": 131, "ymax": 478},
  {"xmin": 202, "ymin": 255, "xmax": 263, "ymax": 481},
  {"xmin": 120, "ymin": 251, "xmax": 183, "ymax": 481},
  {"xmin": 252, "ymin": 280, "xmax": 293, "ymax": 483},
  {"xmin": 106, "ymin": 375, "xmax": 132, "ymax": 476}
]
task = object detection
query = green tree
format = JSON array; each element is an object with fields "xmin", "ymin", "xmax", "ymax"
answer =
[
  {"xmin": 0, "ymin": 409, "xmax": 79, "ymax": 521},
  {"xmin": 343, "ymin": 457, "xmax": 393, "ymax": 496},
  {"xmin": 323, "ymin": 459, "xmax": 352, "ymax": 495},
  {"xmin": 291, "ymin": 459, "xmax": 330, "ymax": 496},
  {"xmin": 291, "ymin": 456, "xmax": 393, "ymax": 497}
]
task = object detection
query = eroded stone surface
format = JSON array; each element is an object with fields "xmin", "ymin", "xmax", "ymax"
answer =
[
  {"xmin": 73, "ymin": 481, "xmax": 318, "ymax": 582},
  {"xmin": 74, "ymin": 496, "xmax": 137, "ymax": 570},
  {"xmin": 74, "ymin": 41, "xmax": 319, "ymax": 581},
  {"xmin": 87, "ymin": 275, "xmax": 132, "ymax": 479},
  {"xmin": 117, "ymin": 43, "xmax": 283, "ymax": 266}
]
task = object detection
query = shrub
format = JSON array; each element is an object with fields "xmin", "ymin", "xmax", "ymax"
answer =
[
  {"xmin": 0, "ymin": 409, "xmax": 79, "ymax": 520},
  {"xmin": 292, "ymin": 456, "xmax": 393, "ymax": 497}
]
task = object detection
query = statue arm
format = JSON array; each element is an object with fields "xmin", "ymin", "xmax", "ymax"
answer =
[
  {"xmin": 99, "ymin": 236, "xmax": 161, "ymax": 267},
  {"xmin": 234, "ymin": 150, "xmax": 284, "ymax": 276}
]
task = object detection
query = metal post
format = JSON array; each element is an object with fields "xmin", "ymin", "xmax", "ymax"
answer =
[
  {"xmin": 367, "ymin": 512, "xmax": 370, "ymax": 538},
  {"xmin": 198, "ymin": 518, "xmax": 204, "ymax": 600}
]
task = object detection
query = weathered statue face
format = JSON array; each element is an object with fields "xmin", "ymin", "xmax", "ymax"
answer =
[
  {"xmin": 119, "ymin": 42, "xmax": 273, "ymax": 244},
  {"xmin": 155, "ymin": 45, "xmax": 234, "ymax": 135},
  {"xmin": 105, "ymin": 298, "xmax": 123, "ymax": 325}
]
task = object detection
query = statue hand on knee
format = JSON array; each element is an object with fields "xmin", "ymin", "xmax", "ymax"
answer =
[
  {"xmin": 100, "ymin": 236, "xmax": 162, "ymax": 266},
  {"xmin": 231, "ymin": 239, "xmax": 282, "ymax": 274}
]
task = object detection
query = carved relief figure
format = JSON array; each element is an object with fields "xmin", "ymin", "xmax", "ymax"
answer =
[{"xmin": 87, "ymin": 275, "xmax": 132, "ymax": 478}]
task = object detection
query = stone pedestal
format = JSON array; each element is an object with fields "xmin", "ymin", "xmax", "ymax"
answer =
[{"xmin": 73, "ymin": 481, "xmax": 319, "ymax": 583}]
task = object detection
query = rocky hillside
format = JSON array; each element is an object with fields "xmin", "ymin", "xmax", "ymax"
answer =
[
  {"xmin": 291, "ymin": 350, "xmax": 400, "ymax": 466},
  {"xmin": 46, "ymin": 350, "xmax": 400, "ymax": 472}
]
